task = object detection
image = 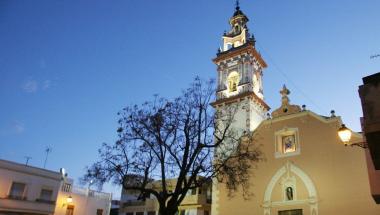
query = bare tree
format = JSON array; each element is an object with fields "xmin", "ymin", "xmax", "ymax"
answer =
[{"xmin": 82, "ymin": 77, "xmax": 263, "ymax": 215}]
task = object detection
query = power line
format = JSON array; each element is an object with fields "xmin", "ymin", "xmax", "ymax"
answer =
[{"xmin": 256, "ymin": 42, "xmax": 329, "ymax": 115}]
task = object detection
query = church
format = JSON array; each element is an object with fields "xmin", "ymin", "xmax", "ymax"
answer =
[{"xmin": 211, "ymin": 3, "xmax": 380, "ymax": 215}]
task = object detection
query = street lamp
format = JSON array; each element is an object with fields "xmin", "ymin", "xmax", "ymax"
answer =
[
  {"xmin": 62, "ymin": 196, "xmax": 73, "ymax": 207},
  {"xmin": 338, "ymin": 124, "xmax": 367, "ymax": 148},
  {"xmin": 66, "ymin": 196, "xmax": 73, "ymax": 204}
]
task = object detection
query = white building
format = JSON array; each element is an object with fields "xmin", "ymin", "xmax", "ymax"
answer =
[
  {"xmin": 54, "ymin": 177, "xmax": 112, "ymax": 215},
  {"xmin": 0, "ymin": 159, "xmax": 112, "ymax": 215},
  {"xmin": 0, "ymin": 159, "xmax": 62, "ymax": 215}
]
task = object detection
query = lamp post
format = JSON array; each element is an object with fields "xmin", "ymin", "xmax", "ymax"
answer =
[{"xmin": 337, "ymin": 124, "xmax": 368, "ymax": 148}]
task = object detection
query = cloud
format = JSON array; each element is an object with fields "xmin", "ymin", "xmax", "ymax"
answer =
[
  {"xmin": 0, "ymin": 121, "xmax": 25, "ymax": 136},
  {"xmin": 42, "ymin": 80, "xmax": 51, "ymax": 90},
  {"xmin": 22, "ymin": 80, "xmax": 38, "ymax": 93},
  {"xmin": 12, "ymin": 121, "xmax": 25, "ymax": 134},
  {"xmin": 22, "ymin": 79, "xmax": 52, "ymax": 93}
]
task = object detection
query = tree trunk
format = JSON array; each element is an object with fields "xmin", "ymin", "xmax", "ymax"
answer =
[{"xmin": 158, "ymin": 204, "xmax": 178, "ymax": 215}]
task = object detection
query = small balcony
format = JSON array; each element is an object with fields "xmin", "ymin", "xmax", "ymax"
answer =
[
  {"xmin": 6, "ymin": 194, "xmax": 27, "ymax": 201},
  {"xmin": 123, "ymin": 200, "xmax": 146, "ymax": 207},
  {"xmin": 0, "ymin": 196, "xmax": 56, "ymax": 214},
  {"xmin": 35, "ymin": 198, "xmax": 56, "ymax": 205}
]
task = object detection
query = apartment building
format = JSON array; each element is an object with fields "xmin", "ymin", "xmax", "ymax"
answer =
[
  {"xmin": 0, "ymin": 159, "xmax": 112, "ymax": 215},
  {"xmin": 119, "ymin": 179, "xmax": 212, "ymax": 215},
  {"xmin": 0, "ymin": 159, "xmax": 62, "ymax": 215}
]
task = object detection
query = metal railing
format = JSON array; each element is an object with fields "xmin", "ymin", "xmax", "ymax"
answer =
[
  {"xmin": 6, "ymin": 195, "xmax": 26, "ymax": 201},
  {"xmin": 35, "ymin": 198, "xmax": 56, "ymax": 205},
  {"xmin": 123, "ymin": 200, "xmax": 146, "ymax": 207},
  {"xmin": 61, "ymin": 184, "xmax": 112, "ymax": 200}
]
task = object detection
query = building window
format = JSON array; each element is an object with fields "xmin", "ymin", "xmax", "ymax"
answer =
[
  {"xmin": 228, "ymin": 72, "xmax": 239, "ymax": 92},
  {"xmin": 8, "ymin": 182, "xmax": 26, "ymax": 200},
  {"xmin": 147, "ymin": 211, "xmax": 155, "ymax": 215},
  {"xmin": 204, "ymin": 211, "xmax": 209, "ymax": 215},
  {"xmin": 136, "ymin": 212, "xmax": 144, "ymax": 215},
  {"xmin": 125, "ymin": 213, "xmax": 133, "ymax": 215},
  {"xmin": 191, "ymin": 188, "xmax": 197, "ymax": 195},
  {"xmin": 96, "ymin": 209, "xmax": 103, "ymax": 215},
  {"xmin": 38, "ymin": 189, "xmax": 53, "ymax": 203},
  {"xmin": 226, "ymin": 43, "xmax": 233, "ymax": 50},
  {"xmin": 275, "ymin": 128, "xmax": 300, "ymax": 158}
]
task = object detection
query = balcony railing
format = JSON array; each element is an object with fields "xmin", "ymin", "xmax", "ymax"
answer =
[
  {"xmin": 35, "ymin": 198, "xmax": 56, "ymax": 205},
  {"xmin": 123, "ymin": 200, "xmax": 146, "ymax": 207},
  {"xmin": 216, "ymin": 83, "xmax": 253, "ymax": 100},
  {"xmin": 62, "ymin": 186, "xmax": 112, "ymax": 200},
  {"xmin": 6, "ymin": 195, "xmax": 26, "ymax": 201}
]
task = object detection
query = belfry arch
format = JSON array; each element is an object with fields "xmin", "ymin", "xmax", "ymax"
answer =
[{"xmin": 262, "ymin": 161, "xmax": 319, "ymax": 215}]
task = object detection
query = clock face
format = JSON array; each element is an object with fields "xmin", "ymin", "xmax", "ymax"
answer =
[{"xmin": 282, "ymin": 135, "xmax": 296, "ymax": 153}]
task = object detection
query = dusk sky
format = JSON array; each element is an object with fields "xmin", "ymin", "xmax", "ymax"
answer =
[{"xmin": 1, "ymin": 0, "xmax": 379, "ymax": 198}]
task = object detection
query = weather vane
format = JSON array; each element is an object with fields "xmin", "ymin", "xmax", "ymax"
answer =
[{"xmin": 236, "ymin": 0, "xmax": 240, "ymax": 8}]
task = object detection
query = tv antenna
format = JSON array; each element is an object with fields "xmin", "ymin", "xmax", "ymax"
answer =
[
  {"xmin": 24, "ymin": 156, "xmax": 32, "ymax": 166},
  {"xmin": 43, "ymin": 146, "xmax": 52, "ymax": 168}
]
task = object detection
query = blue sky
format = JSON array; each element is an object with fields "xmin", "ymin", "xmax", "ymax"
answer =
[{"xmin": 1, "ymin": 0, "xmax": 379, "ymax": 198}]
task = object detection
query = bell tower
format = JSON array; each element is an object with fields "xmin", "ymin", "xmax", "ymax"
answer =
[{"xmin": 211, "ymin": 1, "xmax": 269, "ymax": 132}]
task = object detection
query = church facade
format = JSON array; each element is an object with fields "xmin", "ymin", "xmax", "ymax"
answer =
[{"xmin": 212, "ymin": 3, "xmax": 380, "ymax": 215}]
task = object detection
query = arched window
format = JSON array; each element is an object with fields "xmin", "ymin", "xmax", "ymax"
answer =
[
  {"xmin": 286, "ymin": 187, "xmax": 294, "ymax": 201},
  {"xmin": 228, "ymin": 72, "xmax": 239, "ymax": 92},
  {"xmin": 234, "ymin": 25, "xmax": 240, "ymax": 33},
  {"xmin": 226, "ymin": 43, "xmax": 233, "ymax": 50}
]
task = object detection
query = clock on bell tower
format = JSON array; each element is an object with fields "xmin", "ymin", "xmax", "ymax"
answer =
[{"xmin": 211, "ymin": 1, "xmax": 270, "ymax": 133}]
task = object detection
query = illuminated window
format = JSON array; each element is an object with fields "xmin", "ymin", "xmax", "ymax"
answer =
[
  {"xmin": 234, "ymin": 25, "xmax": 239, "ymax": 33},
  {"xmin": 228, "ymin": 72, "xmax": 239, "ymax": 92}
]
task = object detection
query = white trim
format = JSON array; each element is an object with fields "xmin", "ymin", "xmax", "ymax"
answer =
[
  {"xmin": 262, "ymin": 161, "xmax": 318, "ymax": 215},
  {"xmin": 274, "ymin": 128, "xmax": 301, "ymax": 159}
]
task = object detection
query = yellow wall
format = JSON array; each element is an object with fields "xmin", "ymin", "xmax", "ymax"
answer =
[{"xmin": 216, "ymin": 111, "xmax": 380, "ymax": 215}]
